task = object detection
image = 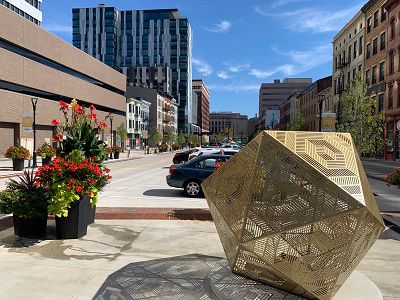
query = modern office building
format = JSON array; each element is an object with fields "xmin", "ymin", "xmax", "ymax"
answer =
[
  {"xmin": 258, "ymin": 78, "xmax": 312, "ymax": 130},
  {"xmin": 126, "ymin": 97, "xmax": 151, "ymax": 148},
  {"xmin": 0, "ymin": 4, "xmax": 126, "ymax": 156},
  {"xmin": 192, "ymin": 79, "xmax": 210, "ymax": 133},
  {"xmin": 72, "ymin": 5, "xmax": 193, "ymax": 133},
  {"xmin": 210, "ymin": 112, "xmax": 249, "ymax": 141},
  {"xmin": 0, "ymin": 0, "xmax": 42, "ymax": 25},
  {"xmin": 124, "ymin": 66, "xmax": 171, "ymax": 93},
  {"xmin": 126, "ymin": 86, "xmax": 178, "ymax": 138},
  {"xmin": 332, "ymin": 11, "xmax": 365, "ymax": 107},
  {"xmin": 362, "ymin": 0, "xmax": 388, "ymax": 110},
  {"xmin": 383, "ymin": 0, "xmax": 400, "ymax": 161}
]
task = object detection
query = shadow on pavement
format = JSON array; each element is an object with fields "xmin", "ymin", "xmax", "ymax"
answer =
[
  {"xmin": 92, "ymin": 254, "xmax": 222, "ymax": 300},
  {"xmin": 143, "ymin": 188, "xmax": 188, "ymax": 198}
]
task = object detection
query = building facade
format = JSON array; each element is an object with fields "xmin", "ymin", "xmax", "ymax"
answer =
[
  {"xmin": 298, "ymin": 76, "xmax": 332, "ymax": 131},
  {"xmin": 362, "ymin": 0, "xmax": 388, "ymax": 112},
  {"xmin": 126, "ymin": 98, "xmax": 151, "ymax": 148},
  {"xmin": 258, "ymin": 78, "xmax": 312, "ymax": 130},
  {"xmin": 125, "ymin": 86, "xmax": 178, "ymax": 139},
  {"xmin": 72, "ymin": 6, "xmax": 193, "ymax": 133},
  {"xmin": 332, "ymin": 11, "xmax": 365, "ymax": 107},
  {"xmin": 384, "ymin": 0, "xmax": 400, "ymax": 160},
  {"xmin": 210, "ymin": 112, "xmax": 249, "ymax": 142},
  {"xmin": 0, "ymin": 0, "xmax": 42, "ymax": 25},
  {"xmin": 0, "ymin": 5, "xmax": 126, "ymax": 155},
  {"xmin": 247, "ymin": 117, "xmax": 257, "ymax": 140},
  {"xmin": 192, "ymin": 79, "xmax": 210, "ymax": 133},
  {"xmin": 124, "ymin": 66, "xmax": 171, "ymax": 93}
]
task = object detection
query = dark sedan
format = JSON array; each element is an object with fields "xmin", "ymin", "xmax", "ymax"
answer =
[{"xmin": 167, "ymin": 154, "xmax": 231, "ymax": 197}]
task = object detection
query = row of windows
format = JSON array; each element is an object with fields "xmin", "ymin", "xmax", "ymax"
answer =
[
  {"xmin": 387, "ymin": 84, "xmax": 400, "ymax": 110},
  {"xmin": 335, "ymin": 36, "xmax": 363, "ymax": 70},
  {"xmin": 366, "ymin": 32, "xmax": 386, "ymax": 60},
  {"xmin": 25, "ymin": 0, "xmax": 40, "ymax": 9},
  {"xmin": 367, "ymin": 6, "xmax": 387, "ymax": 34},
  {"xmin": 365, "ymin": 61, "xmax": 385, "ymax": 85},
  {"xmin": 0, "ymin": 0, "xmax": 39, "ymax": 25}
]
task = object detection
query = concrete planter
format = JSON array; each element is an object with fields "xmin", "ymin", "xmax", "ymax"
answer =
[{"xmin": 13, "ymin": 215, "xmax": 47, "ymax": 238}]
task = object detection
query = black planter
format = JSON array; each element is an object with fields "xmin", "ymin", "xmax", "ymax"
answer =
[
  {"xmin": 87, "ymin": 205, "xmax": 96, "ymax": 224},
  {"xmin": 42, "ymin": 156, "xmax": 52, "ymax": 165},
  {"xmin": 113, "ymin": 152, "xmax": 120, "ymax": 159},
  {"xmin": 13, "ymin": 215, "xmax": 47, "ymax": 238},
  {"xmin": 55, "ymin": 195, "xmax": 89, "ymax": 239},
  {"xmin": 12, "ymin": 158, "xmax": 25, "ymax": 171}
]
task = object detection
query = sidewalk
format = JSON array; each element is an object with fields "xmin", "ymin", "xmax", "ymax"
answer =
[{"xmin": 361, "ymin": 157, "xmax": 399, "ymax": 182}]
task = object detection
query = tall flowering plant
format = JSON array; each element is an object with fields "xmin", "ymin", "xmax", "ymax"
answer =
[
  {"xmin": 53, "ymin": 99, "xmax": 110, "ymax": 161},
  {"xmin": 36, "ymin": 150, "xmax": 111, "ymax": 217}
]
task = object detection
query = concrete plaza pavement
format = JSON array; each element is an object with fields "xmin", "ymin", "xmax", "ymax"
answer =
[{"xmin": 0, "ymin": 153, "xmax": 399, "ymax": 299}]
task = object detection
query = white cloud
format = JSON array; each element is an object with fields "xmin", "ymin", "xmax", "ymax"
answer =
[
  {"xmin": 192, "ymin": 58, "xmax": 213, "ymax": 76},
  {"xmin": 270, "ymin": 0, "xmax": 309, "ymax": 8},
  {"xmin": 43, "ymin": 24, "xmax": 72, "ymax": 33},
  {"xmin": 249, "ymin": 65, "xmax": 296, "ymax": 78},
  {"xmin": 208, "ymin": 83, "xmax": 260, "ymax": 93},
  {"xmin": 225, "ymin": 63, "xmax": 250, "ymax": 73},
  {"xmin": 248, "ymin": 44, "xmax": 331, "ymax": 79},
  {"xmin": 217, "ymin": 71, "xmax": 233, "ymax": 80},
  {"xmin": 254, "ymin": 4, "xmax": 362, "ymax": 33},
  {"xmin": 205, "ymin": 20, "xmax": 232, "ymax": 33}
]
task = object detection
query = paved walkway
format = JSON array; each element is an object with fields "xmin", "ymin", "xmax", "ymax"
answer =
[{"xmin": 361, "ymin": 157, "xmax": 399, "ymax": 181}]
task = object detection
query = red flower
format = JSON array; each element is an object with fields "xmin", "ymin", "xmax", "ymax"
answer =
[
  {"xmin": 75, "ymin": 186, "xmax": 84, "ymax": 193},
  {"xmin": 105, "ymin": 168, "xmax": 110, "ymax": 174},
  {"xmin": 89, "ymin": 104, "xmax": 96, "ymax": 111},
  {"xmin": 58, "ymin": 101, "xmax": 68, "ymax": 109},
  {"xmin": 89, "ymin": 113, "xmax": 97, "ymax": 120},
  {"xmin": 53, "ymin": 134, "xmax": 61, "ymax": 141},
  {"xmin": 51, "ymin": 119, "xmax": 59, "ymax": 125},
  {"xmin": 75, "ymin": 105, "xmax": 84, "ymax": 114}
]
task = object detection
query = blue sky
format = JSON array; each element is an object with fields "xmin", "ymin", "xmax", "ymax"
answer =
[{"xmin": 41, "ymin": 0, "xmax": 365, "ymax": 118}]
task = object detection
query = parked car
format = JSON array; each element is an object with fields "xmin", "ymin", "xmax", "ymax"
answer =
[
  {"xmin": 189, "ymin": 148, "xmax": 239, "ymax": 160},
  {"xmin": 173, "ymin": 149, "xmax": 197, "ymax": 164},
  {"xmin": 167, "ymin": 154, "xmax": 231, "ymax": 197}
]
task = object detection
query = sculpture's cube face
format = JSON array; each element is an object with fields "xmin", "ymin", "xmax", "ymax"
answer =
[{"xmin": 202, "ymin": 131, "xmax": 385, "ymax": 300}]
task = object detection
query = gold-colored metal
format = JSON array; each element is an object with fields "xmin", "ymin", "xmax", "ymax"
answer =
[{"xmin": 202, "ymin": 131, "xmax": 385, "ymax": 300}]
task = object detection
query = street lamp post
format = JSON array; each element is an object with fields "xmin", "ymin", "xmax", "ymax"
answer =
[
  {"xmin": 317, "ymin": 94, "xmax": 326, "ymax": 132},
  {"xmin": 31, "ymin": 97, "xmax": 38, "ymax": 168}
]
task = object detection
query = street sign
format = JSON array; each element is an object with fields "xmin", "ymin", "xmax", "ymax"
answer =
[
  {"xmin": 142, "ymin": 130, "xmax": 148, "ymax": 139},
  {"xmin": 21, "ymin": 113, "xmax": 33, "ymax": 133}
]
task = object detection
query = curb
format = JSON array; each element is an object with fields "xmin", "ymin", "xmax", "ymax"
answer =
[{"xmin": 366, "ymin": 174, "xmax": 385, "ymax": 183}]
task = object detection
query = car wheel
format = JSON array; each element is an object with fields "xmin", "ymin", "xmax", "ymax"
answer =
[{"xmin": 184, "ymin": 180, "xmax": 201, "ymax": 197}]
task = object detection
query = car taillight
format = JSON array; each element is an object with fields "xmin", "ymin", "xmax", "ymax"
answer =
[{"xmin": 169, "ymin": 165, "xmax": 176, "ymax": 175}]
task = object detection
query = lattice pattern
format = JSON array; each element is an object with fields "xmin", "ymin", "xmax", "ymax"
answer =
[{"xmin": 202, "ymin": 131, "xmax": 385, "ymax": 300}]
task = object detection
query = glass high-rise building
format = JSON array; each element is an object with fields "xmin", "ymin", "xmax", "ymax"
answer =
[
  {"xmin": 0, "ymin": 0, "xmax": 42, "ymax": 25},
  {"xmin": 72, "ymin": 5, "xmax": 193, "ymax": 133}
]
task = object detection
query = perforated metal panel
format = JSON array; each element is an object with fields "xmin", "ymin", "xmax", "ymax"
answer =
[{"xmin": 202, "ymin": 131, "xmax": 385, "ymax": 300}]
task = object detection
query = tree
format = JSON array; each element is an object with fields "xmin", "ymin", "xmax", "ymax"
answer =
[
  {"xmin": 177, "ymin": 132, "xmax": 186, "ymax": 146},
  {"xmin": 148, "ymin": 128, "xmax": 162, "ymax": 146},
  {"xmin": 163, "ymin": 130, "xmax": 176, "ymax": 145},
  {"xmin": 117, "ymin": 123, "xmax": 127, "ymax": 149},
  {"xmin": 336, "ymin": 73, "xmax": 385, "ymax": 157},
  {"xmin": 287, "ymin": 112, "xmax": 306, "ymax": 131},
  {"xmin": 187, "ymin": 133, "xmax": 195, "ymax": 147}
]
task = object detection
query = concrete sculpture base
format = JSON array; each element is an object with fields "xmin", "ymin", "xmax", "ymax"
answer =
[{"xmin": 210, "ymin": 260, "xmax": 383, "ymax": 300}]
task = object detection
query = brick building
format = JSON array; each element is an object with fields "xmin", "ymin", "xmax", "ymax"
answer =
[
  {"xmin": 384, "ymin": 0, "xmax": 400, "ymax": 160},
  {"xmin": 0, "ymin": 5, "xmax": 126, "ymax": 155},
  {"xmin": 192, "ymin": 79, "xmax": 210, "ymax": 133}
]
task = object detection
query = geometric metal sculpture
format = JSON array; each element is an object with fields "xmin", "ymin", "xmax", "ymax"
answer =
[{"xmin": 202, "ymin": 131, "xmax": 385, "ymax": 300}]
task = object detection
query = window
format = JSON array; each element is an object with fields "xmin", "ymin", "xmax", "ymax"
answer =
[
  {"xmin": 374, "ymin": 11, "xmax": 379, "ymax": 28},
  {"xmin": 381, "ymin": 7, "xmax": 387, "ymax": 22},
  {"xmin": 389, "ymin": 51, "xmax": 395, "ymax": 75},
  {"xmin": 378, "ymin": 94, "xmax": 384, "ymax": 112},
  {"xmin": 380, "ymin": 32, "xmax": 386, "ymax": 51},
  {"xmin": 353, "ymin": 67, "xmax": 357, "ymax": 79},
  {"xmin": 379, "ymin": 61, "xmax": 385, "ymax": 81},
  {"xmin": 390, "ymin": 19, "xmax": 396, "ymax": 40},
  {"xmin": 373, "ymin": 38, "xmax": 378, "ymax": 55},
  {"xmin": 367, "ymin": 17, "xmax": 372, "ymax": 33},
  {"xmin": 372, "ymin": 66, "xmax": 377, "ymax": 84},
  {"xmin": 389, "ymin": 85, "xmax": 393, "ymax": 109},
  {"xmin": 198, "ymin": 158, "xmax": 219, "ymax": 169},
  {"xmin": 354, "ymin": 41, "xmax": 357, "ymax": 59},
  {"xmin": 366, "ymin": 43, "xmax": 371, "ymax": 59},
  {"xmin": 363, "ymin": 69, "xmax": 368, "ymax": 84},
  {"xmin": 348, "ymin": 45, "xmax": 352, "ymax": 62},
  {"xmin": 359, "ymin": 36, "xmax": 363, "ymax": 54}
]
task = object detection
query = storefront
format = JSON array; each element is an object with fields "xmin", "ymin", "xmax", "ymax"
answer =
[{"xmin": 385, "ymin": 117, "xmax": 400, "ymax": 161}]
